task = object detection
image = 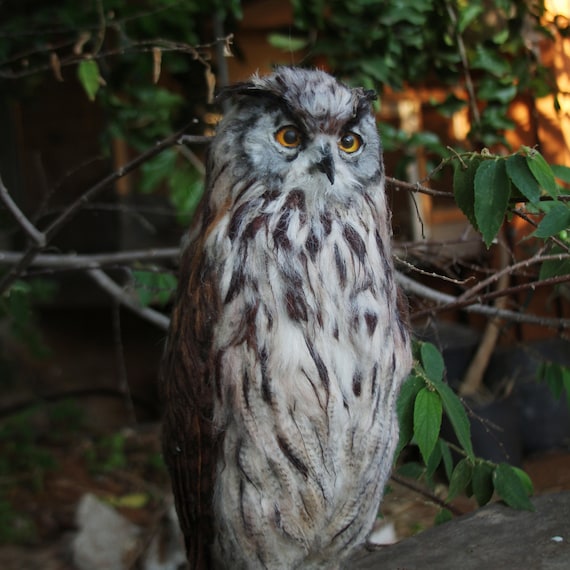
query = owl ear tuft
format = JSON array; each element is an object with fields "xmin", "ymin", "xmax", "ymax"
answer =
[{"xmin": 216, "ymin": 81, "xmax": 279, "ymax": 104}]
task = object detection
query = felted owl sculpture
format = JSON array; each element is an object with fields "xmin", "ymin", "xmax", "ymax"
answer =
[{"xmin": 161, "ymin": 66, "xmax": 412, "ymax": 569}]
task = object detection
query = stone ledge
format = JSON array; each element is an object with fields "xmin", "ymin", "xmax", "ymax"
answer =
[{"xmin": 352, "ymin": 492, "xmax": 570, "ymax": 570}]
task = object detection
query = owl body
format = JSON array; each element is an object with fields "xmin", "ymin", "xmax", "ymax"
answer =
[{"xmin": 162, "ymin": 67, "xmax": 412, "ymax": 569}]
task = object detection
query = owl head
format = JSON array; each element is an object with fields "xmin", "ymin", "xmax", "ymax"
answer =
[{"xmin": 210, "ymin": 67, "xmax": 384, "ymax": 205}]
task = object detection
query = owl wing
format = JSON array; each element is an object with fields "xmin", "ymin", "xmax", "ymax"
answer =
[{"xmin": 160, "ymin": 216, "xmax": 221, "ymax": 569}]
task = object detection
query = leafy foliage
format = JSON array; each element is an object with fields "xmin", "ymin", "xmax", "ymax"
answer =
[
  {"xmin": 279, "ymin": 0, "xmax": 556, "ymax": 147},
  {"xmin": 397, "ymin": 341, "xmax": 535, "ymax": 511},
  {"xmin": 453, "ymin": 147, "xmax": 570, "ymax": 247}
]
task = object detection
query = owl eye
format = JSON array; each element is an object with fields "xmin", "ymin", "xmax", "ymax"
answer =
[
  {"xmin": 275, "ymin": 126, "xmax": 302, "ymax": 148},
  {"xmin": 338, "ymin": 132, "xmax": 363, "ymax": 154}
]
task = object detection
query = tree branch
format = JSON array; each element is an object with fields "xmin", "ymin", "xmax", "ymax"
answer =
[
  {"xmin": 86, "ymin": 268, "xmax": 170, "ymax": 331},
  {"xmin": 0, "ymin": 176, "xmax": 46, "ymax": 247},
  {"xmin": 397, "ymin": 271, "xmax": 570, "ymax": 329},
  {"xmin": 0, "ymin": 248, "xmax": 180, "ymax": 270},
  {"xmin": 0, "ymin": 130, "xmax": 208, "ymax": 294}
]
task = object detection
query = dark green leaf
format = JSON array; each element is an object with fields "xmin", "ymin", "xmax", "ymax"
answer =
[
  {"xmin": 168, "ymin": 165, "xmax": 204, "ymax": 225},
  {"xmin": 474, "ymin": 159, "xmax": 511, "ymax": 247},
  {"xmin": 493, "ymin": 463, "xmax": 534, "ymax": 510},
  {"xmin": 140, "ymin": 149, "xmax": 178, "ymax": 194},
  {"xmin": 506, "ymin": 154, "xmax": 541, "ymax": 204},
  {"xmin": 533, "ymin": 203, "xmax": 570, "ymax": 238},
  {"xmin": 470, "ymin": 45, "xmax": 510, "ymax": 76},
  {"xmin": 420, "ymin": 342, "xmax": 445, "ymax": 382},
  {"xmin": 431, "ymin": 377, "xmax": 474, "ymax": 459},
  {"xmin": 539, "ymin": 246, "xmax": 570, "ymax": 279},
  {"xmin": 457, "ymin": 4, "xmax": 484, "ymax": 33},
  {"xmin": 453, "ymin": 155, "xmax": 482, "ymax": 229},
  {"xmin": 526, "ymin": 149, "xmax": 558, "ymax": 197},
  {"xmin": 560, "ymin": 366, "xmax": 569, "ymax": 410},
  {"xmin": 434, "ymin": 508, "xmax": 453, "ymax": 525},
  {"xmin": 439, "ymin": 440, "xmax": 454, "ymax": 481},
  {"xmin": 267, "ymin": 34, "xmax": 308, "ymax": 52},
  {"xmin": 432, "ymin": 94, "xmax": 467, "ymax": 118},
  {"xmin": 77, "ymin": 59, "xmax": 102, "ymax": 101},
  {"xmin": 551, "ymin": 164, "xmax": 570, "ymax": 185},
  {"xmin": 448, "ymin": 458, "xmax": 473, "ymax": 500},
  {"xmin": 132, "ymin": 270, "xmax": 177, "ymax": 307},
  {"xmin": 510, "ymin": 466, "xmax": 534, "ymax": 496},
  {"xmin": 396, "ymin": 374, "xmax": 424, "ymax": 456},
  {"xmin": 540, "ymin": 362, "xmax": 565, "ymax": 399},
  {"xmin": 425, "ymin": 437, "xmax": 443, "ymax": 478},
  {"xmin": 477, "ymin": 80, "xmax": 517, "ymax": 104},
  {"xmin": 397, "ymin": 461, "xmax": 425, "ymax": 479},
  {"xmin": 472, "ymin": 462, "xmax": 494, "ymax": 506},
  {"xmin": 413, "ymin": 388, "xmax": 442, "ymax": 464}
]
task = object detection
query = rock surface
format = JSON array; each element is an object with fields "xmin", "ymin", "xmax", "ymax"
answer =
[{"xmin": 352, "ymin": 492, "xmax": 570, "ymax": 570}]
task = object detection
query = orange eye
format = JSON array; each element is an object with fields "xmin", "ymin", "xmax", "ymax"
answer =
[
  {"xmin": 275, "ymin": 126, "xmax": 302, "ymax": 148},
  {"xmin": 338, "ymin": 132, "xmax": 362, "ymax": 154}
]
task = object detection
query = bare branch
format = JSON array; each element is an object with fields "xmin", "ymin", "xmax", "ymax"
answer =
[
  {"xmin": 456, "ymin": 250, "xmax": 570, "ymax": 303},
  {"xmin": 0, "ymin": 124, "xmax": 206, "ymax": 294},
  {"xmin": 86, "ymin": 268, "xmax": 170, "ymax": 331},
  {"xmin": 0, "ymin": 176, "xmax": 46, "ymax": 247},
  {"xmin": 0, "ymin": 248, "xmax": 179, "ymax": 270},
  {"xmin": 397, "ymin": 271, "xmax": 570, "ymax": 329},
  {"xmin": 385, "ymin": 176, "xmax": 453, "ymax": 199}
]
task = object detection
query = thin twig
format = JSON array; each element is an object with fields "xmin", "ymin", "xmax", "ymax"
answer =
[
  {"xmin": 385, "ymin": 176, "xmax": 453, "ymax": 199},
  {"xmin": 0, "ymin": 176, "xmax": 46, "ymax": 247},
  {"xmin": 86, "ymin": 268, "xmax": 170, "ymax": 330},
  {"xmin": 390, "ymin": 474, "xmax": 464, "ymax": 516},
  {"xmin": 397, "ymin": 271, "xmax": 570, "ymax": 329},
  {"xmin": 0, "ymin": 125, "xmax": 201, "ymax": 294},
  {"xmin": 0, "ymin": 248, "xmax": 180, "ymax": 269}
]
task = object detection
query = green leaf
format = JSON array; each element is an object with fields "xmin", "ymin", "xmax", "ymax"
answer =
[
  {"xmin": 431, "ymin": 377, "xmax": 474, "ymax": 459},
  {"xmin": 540, "ymin": 362, "xmax": 565, "ymax": 399},
  {"xmin": 420, "ymin": 342, "xmax": 445, "ymax": 382},
  {"xmin": 510, "ymin": 466, "xmax": 534, "ymax": 496},
  {"xmin": 168, "ymin": 164, "xmax": 204, "ymax": 225},
  {"xmin": 457, "ymin": 4, "xmax": 484, "ymax": 33},
  {"xmin": 525, "ymin": 149, "xmax": 558, "ymax": 198},
  {"xmin": 551, "ymin": 164, "xmax": 570, "ymax": 185},
  {"xmin": 434, "ymin": 508, "xmax": 453, "ymax": 525},
  {"xmin": 533, "ymin": 203, "xmax": 570, "ymax": 238},
  {"xmin": 397, "ymin": 461, "xmax": 425, "ymax": 479},
  {"xmin": 439, "ymin": 440, "xmax": 454, "ymax": 481},
  {"xmin": 563, "ymin": 368, "xmax": 570, "ymax": 411},
  {"xmin": 267, "ymin": 33, "xmax": 308, "ymax": 52},
  {"xmin": 132, "ymin": 270, "xmax": 177, "ymax": 307},
  {"xmin": 425, "ymin": 436, "xmax": 443, "ymax": 478},
  {"xmin": 77, "ymin": 59, "xmax": 102, "ymax": 101},
  {"xmin": 472, "ymin": 462, "xmax": 494, "ymax": 506},
  {"xmin": 477, "ymin": 80, "xmax": 517, "ymax": 104},
  {"xmin": 396, "ymin": 374, "xmax": 424, "ymax": 456},
  {"xmin": 413, "ymin": 388, "xmax": 442, "ymax": 464},
  {"xmin": 453, "ymin": 155, "xmax": 482, "ymax": 229},
  {"xmin": 470, "ymin": 45, "xmax": 510, "ymax": 77},
  {"xmin": 539, "ymin": 246, "xmax": 570, "ymax": 279},
  {"xmin": 448, "ymin": 458, "xmax": 473, "ymax": 500},
  {"xmin": 506, "ymin": 154, "xmax": 541, "ymax": 204},
  {"xmin": 140, "ymin": 149, "xmax": 178, "ymax": 194},
  {"xmin": 474, "ymin": 159, "xmax": 511, "ymax": 247},
  {"xmin": 493, "ymin": 463, "xmax": 534, "ymax": 510}
]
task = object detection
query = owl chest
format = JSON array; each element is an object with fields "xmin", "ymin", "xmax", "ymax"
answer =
[{"xmin": 215, "ymin": 203, "xmax": 391, "ymax": 339}]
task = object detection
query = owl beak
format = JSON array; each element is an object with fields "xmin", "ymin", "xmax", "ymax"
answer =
[{"xmin": 315, "ymin": 145, "xmax": 335, "ymax": 185}]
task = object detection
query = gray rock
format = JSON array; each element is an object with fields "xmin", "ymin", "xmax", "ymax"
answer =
[
  {"xmin": 72, "ymin": 493, "xmax": 140, "ymax": 570},
  {"xmin": 352, "ymin": 492, "xmax": 570, "ymax": 569}
]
